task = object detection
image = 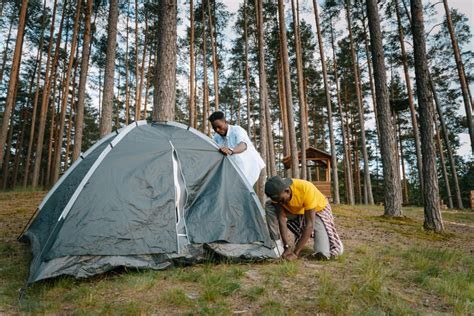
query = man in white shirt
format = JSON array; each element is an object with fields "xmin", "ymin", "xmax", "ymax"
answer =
[{"xmin": 208, "ymin": 111, "xmax": 265, "ymax": 186}]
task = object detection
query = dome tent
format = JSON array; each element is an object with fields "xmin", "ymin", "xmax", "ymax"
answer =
[{"xmin": 19, "ymin": 121, "xmax": 276, "ymax": 284}]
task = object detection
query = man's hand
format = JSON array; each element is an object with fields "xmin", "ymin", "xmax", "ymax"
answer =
[
  {"xmin": 219, "ymin": 147, "xmax": 233, "ymax": 156},
  {"xmin": 282, "ymin": 248, "xmax": 297, "ymax": 261}
]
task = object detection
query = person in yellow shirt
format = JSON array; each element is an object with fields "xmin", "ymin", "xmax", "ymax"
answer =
[{"xmin": 264, "ymin": 176, "xmax": 343, "ymax": 260}]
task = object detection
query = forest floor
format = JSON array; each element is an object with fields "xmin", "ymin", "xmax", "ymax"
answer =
[{"xmin": 1, "ymin": 190, "xmax": 473, "ymax": 315}]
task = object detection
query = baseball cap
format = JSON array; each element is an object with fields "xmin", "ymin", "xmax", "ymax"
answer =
[{"xmin": 265, "ymin": 176, "xmax": 293, "ymax": 201}]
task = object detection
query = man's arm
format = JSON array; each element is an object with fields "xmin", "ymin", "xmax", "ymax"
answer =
[
  {"xmin": 277, "ymin": 206, "xmax": 297, "ymax": 260},
  {"xmin": 293, "ymin": 209, "xmax": 316, "ymax": 257}
]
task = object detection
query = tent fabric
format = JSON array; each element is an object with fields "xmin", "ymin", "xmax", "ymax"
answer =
[{"xmin": 20, "ymin": 121, "xmax": 276, "ymax": 283}]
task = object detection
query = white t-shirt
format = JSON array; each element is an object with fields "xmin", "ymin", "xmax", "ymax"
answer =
[{"xmin": 213, "ymin": 125, "xmax": 265, "ymax": 186}]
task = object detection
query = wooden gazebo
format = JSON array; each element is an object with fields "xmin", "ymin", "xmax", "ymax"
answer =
[{"xmin": 283, "ymin": 147, "xmax": 332, "ymax": 198}]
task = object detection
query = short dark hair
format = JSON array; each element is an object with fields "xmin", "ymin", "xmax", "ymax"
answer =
[{"xmin": 208, "ymin": 111, "xmax": 225, "ymax": 123}]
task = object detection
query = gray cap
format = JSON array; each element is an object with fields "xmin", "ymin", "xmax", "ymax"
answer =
[{"xmin": 265, "ymin": 176, "xmax": 293, "ymax": 200}]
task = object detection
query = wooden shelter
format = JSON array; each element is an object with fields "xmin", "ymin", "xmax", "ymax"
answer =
[{"xmin": 283, "ymin": 147, "xmax": 332, "ymax": 198}]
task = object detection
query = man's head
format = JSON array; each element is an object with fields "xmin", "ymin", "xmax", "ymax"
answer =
[
  {"xmin": 208, "ymin": 111, "xmax": 228, "ymax": 136},
  {"xmin": 265, "ymin": 176, "xmax": 293, "ymax": 204}
]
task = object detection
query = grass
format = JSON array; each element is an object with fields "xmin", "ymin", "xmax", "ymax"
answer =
[{"xmin": 1, "ymin": 191, "xmax": 473, "ymax": 315}]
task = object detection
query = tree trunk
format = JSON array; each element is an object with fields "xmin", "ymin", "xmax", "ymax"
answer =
[
  {"xmin": 201, "ymin": 0, "xmax": 209, "ymax": 133},
  {"xmin": 22, "ymin": 1, "xmax": 47, "ymax": 187},
  {"xmin": 397, "ymin": 116, "xmax": 409, "ymax": 204},
  {"xmin": 366, "ymin": 0, "xmax": 402, "ymax": 215},
  {"xmin": 65, "ymin": 50, "xmax": 80, "ymax": 169},
  {"xmin": 2, "ymin": 114, "xmax": 15, "ymax": 189},
  {"xmin": 144, "ymin": 44, "xmax": 153, "ymax": 121},
  {"xmin": 137, "ymin": 15, "xmax": 148, "ymax": 121},
  {"xmin": 189, "ymin": 0, "xmax": 195, "ymax": 127},
  {"xmin": 134, "ymin": 0, "xmax": 140, "ymax": 121},
  {"xmin": 255, "ymin": 0, "xmax": 268, "ymax": 202},
  {"xmin": 291, "ymin": 0, "xmax": 307, "ymax": 180},
  {"xmin": 330, "ymin": 18, "xmax": 354, "ymax": 205},
  {"xmin": 52, "ymin": 0, "xmax": 82, "ymax": 184},
  {"xmin": 32, "ymin": 0, "xmax": 65, "ymax": 188},
  {"xmin": 46, "ymin": 68, "xmax": 61, "ymax": 186},
  {"xmin": 0, "ymin": 0, "xmax": 28, "ymax": 168},
  {"xmin": 429, "ymin": 72, "xmax": 463, "ymax": 209},
  {"xmin": 359, "ymin": 9, "xmax": 379, "ymax": 138},
  {"xmin": 207, "ymin": 0, "xmax": 219, "ymax": 112},
  {"xmin": 312, "ymin": 0, "xmax": 339, "ymax": 203},
  {"xmin": 395, "ymin": 0, "xmax": 424, "ymax": 199},
  {"xmin": 72, "ymin": 0, "xmax": 93, "ymax": 162},
  {"xmin": 411, "ymin": 0, "xmax": 444, "ymax": 231},
  {"xmin": 99, "ymin": 0, "xmax": 119, "ymax": 136},
  {"xmin": 277, "ymin": 0, "xmax": 299, "ymax": 178},
  {"xmin": 244, "ymin": 0, "xmax": 251, "ymax": 137},
  {"xmin": 345, "ymin": 0, "xmax": 373, "ymax": 204},
  {"xmin": 435, "ymin": 122, "xmax": 453, "ymax": 209},
  {"xmin": 442, "ymin": 0, "xmax": 473, "ymax": 153},
  {"xmin": 125, "ymin": 0, "xmax": 131, "ymax": 125},
  {"xmin": 152, "ymin": 0, "xmax": 177, "ymax": 121}
]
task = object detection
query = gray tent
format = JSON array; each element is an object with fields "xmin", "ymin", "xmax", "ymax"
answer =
[{"xmin": 20, "ymin": 121, "xmax": 276, "ymax": 283}]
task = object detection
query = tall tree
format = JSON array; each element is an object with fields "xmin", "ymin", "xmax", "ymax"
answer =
[
  {"xmin": 277, "ymin": 0, "xmax": 299, "ymax": 177},
  {"xmin": 313, "ymin": 0, "xmax": 339, "ymax": 203},
  {"xmin": 189, "ymin": 0, "xmax": 196, "ymax": 127},
  {"xmin": 152, "ymin": 0, "xmax": 177, "ymax": 121},
  {"xmin": 52, "ymin": 0, "xmax": 82, "ymax": 184},
  {"xmin": 442, "ymin": 0, "xmax": 473, "ymax": 153},
  {"xmin": 32, "ymin": 0, "xmax": 67, "ymax": 187},
  {"xmin": 207, "ymin": 0, "xmax": 219, "ymax": 111},
  {"xmin": 0, "ymin": 0, "xmax": 28, "ymax": 168},
  {"xmin": 411, "ymin": 0, "xmax": 444, "ymax": 231},
  {"xmin": 366, "ymin": 0, "xmax": 403, "ymax": 216},
  {"xmin": 394, "ymin": 0, "xmax": 424, "ymax": 197},
  {"xmin": 99, "ymin": 0, "xmax": 119, "ymax": 137},
  {"xmin": 290, "ymin": 0, "xmax": 307, "ymax": 180},
  {"xmin": 255, "ymin": 0, "xmax": 268, "ymax": 202},
  {"xmin": 73, "ymin": 0, "xmax": 93, "ymax": 162},
  {"xmin": 345, "ymin": 0, "xmax": 373, "ymax": 204}
]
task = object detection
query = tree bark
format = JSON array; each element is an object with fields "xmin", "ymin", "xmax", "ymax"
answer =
[
  {"xmin": 0, "ymin": 0, "xmax": 28, "ymax": 168},
  {"xmin": 313, "ymin": 0, "xmax": 339, "ymax": 203},
  {"xmin": 442, "ymin": 0, "xmax": 473, "ymax": 153},
  {"xmin": 137, "ymin": 15, "xmax": 148, "ymax": 121},
  {"xmin": 366, "ymin": 0, "xmax": 402, "ymax": 215},
  {"xmin": 277, "ymin": 0, "xmax": 299, "ymax": 177},
  {"xmin": 152, "ymin": 0, "xmax": 177, "ymax": 121},
  {"xmin": 100, "ymin": 0, "xmax": 119, "ymax": 136},
  {"xmin": 411, "ymin": 0, "xmax": 444, "ymax": 231},
  {"xmin": 345, "ymin": 0, "xmax": 373, "ymax": 204}
]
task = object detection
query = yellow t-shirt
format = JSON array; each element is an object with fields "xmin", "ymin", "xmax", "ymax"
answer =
[{"xmin": 282, "ymin": 179, "xmax": 328, "ymax": 214}]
